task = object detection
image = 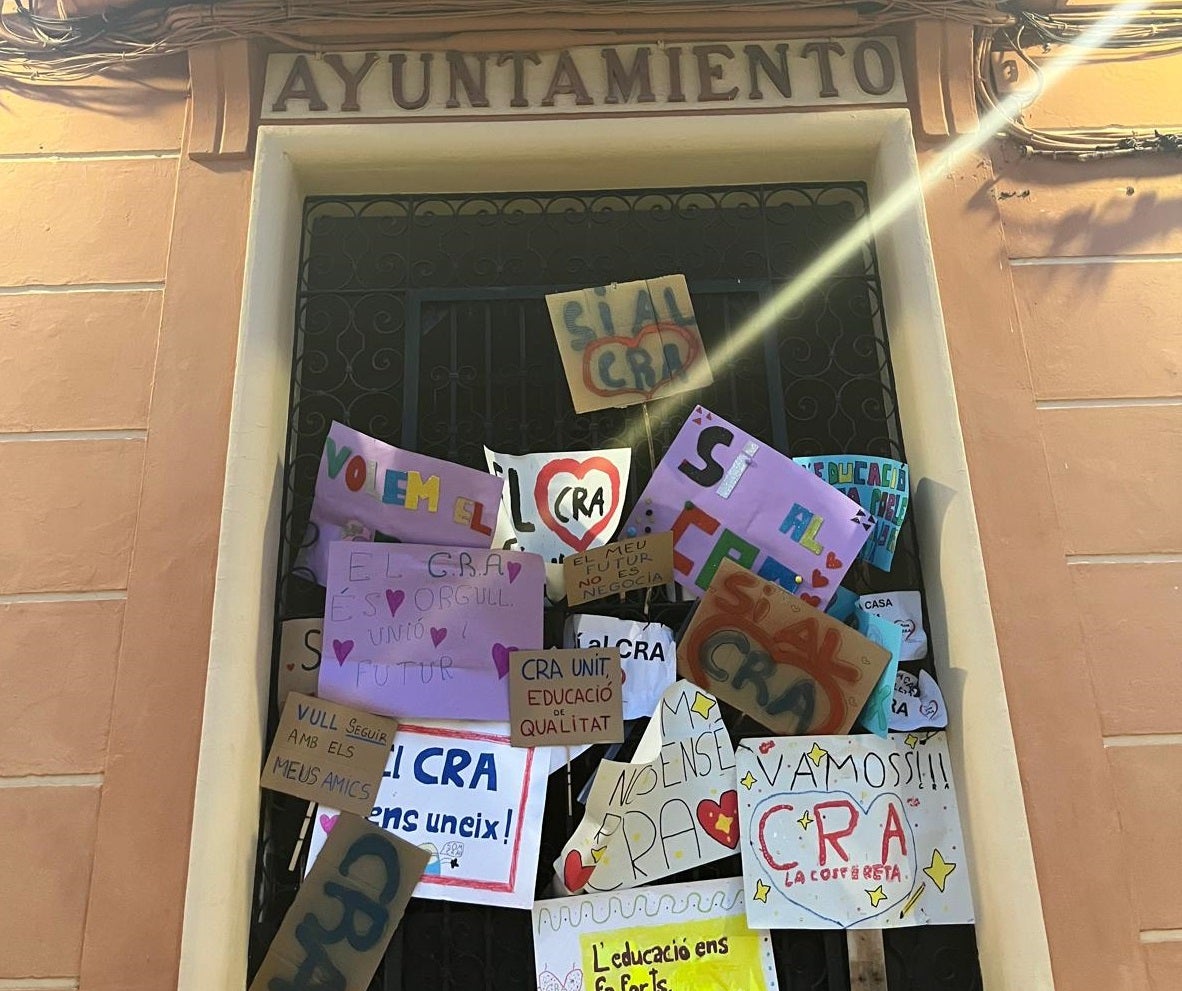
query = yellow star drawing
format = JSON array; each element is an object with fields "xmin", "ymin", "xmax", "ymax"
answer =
[
  {"xmin": 714, "ymin": 813, "xmax": 734, "ymax": 835},
  {"xmin": 797, "ymin": 810, "xmax": 814, "ymax": 830},
  {"xmin": 753, "ymin": 879, "xmax": 772, "ymax": 903},
  {"xmin": 923, "ymin": 849, "xmax": 957, "ymax": 891},
  {"xmin": 590, "ymin": 847, "xmax": 606, "ymax": 863},
  {"xmin": 806, "ymin": 742, "xmax": 828, "ymax": 767},
  {"xmin": 740, "ymin": 770, "xmax": 758, "ymax": 790},
  {"xmin": 904, "ymin": 733, "xmax": 920, "ymax": 749},
  {"xmin": 866, "ymin": 885, "xmax": 887, "ymax": 908},
  {"xmin": 691, "ymin": 692, "xmax": 717, "ymax": 720}
]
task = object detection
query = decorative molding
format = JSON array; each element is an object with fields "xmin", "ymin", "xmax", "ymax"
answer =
[
  {"xmin": 188, "ymin": 39, "xmax": 265, "ymax": 161},
  {"xmin": 906, "ymin": 19, "xmax": 979, "ymax": 139}
]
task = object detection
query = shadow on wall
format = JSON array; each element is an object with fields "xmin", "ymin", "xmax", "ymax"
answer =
[{"xmin": 0, "ymin": 53, "xmax": 188, "ymax": 118}]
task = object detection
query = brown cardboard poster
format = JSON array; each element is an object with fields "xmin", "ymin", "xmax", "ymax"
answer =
[
  {"xmin": 563, "ymin": 532, "xmax": 675, "ymax": 606},
  {"xmin": 259, "ymin": 693, "xmax": 398, "ymax": 816},
  {"xmin": 677, "ymin": 558, "xmax": 890, "ymax": 735},
  {"xmin": 546, "ymin": 275, "xmax": 713, "ymax": 413},
  {"xmin": 248, "ymin": 813, "xmax": 428, "ymax": 991},
  {"xmin": 277, "ymin": 617, "xmax": 322, "ymax": 703},
  {"xmin": 508, "ymin": 648, "xmax": 624, "ymax": 747}
]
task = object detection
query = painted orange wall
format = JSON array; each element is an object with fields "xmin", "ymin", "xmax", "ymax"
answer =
[{"xmin": 0, "ymin": 35, "xmax": 1177, "ymax": 991}]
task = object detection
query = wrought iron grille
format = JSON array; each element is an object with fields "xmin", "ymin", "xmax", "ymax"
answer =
[{"xmin": 249, "ymin": 183, "xmax": 984, "ymax": 991}]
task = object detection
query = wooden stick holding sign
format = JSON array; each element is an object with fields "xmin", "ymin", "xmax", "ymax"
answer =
[{"xmin": 847, "ymin": 930, "xmax": 888, "ymax": 991}]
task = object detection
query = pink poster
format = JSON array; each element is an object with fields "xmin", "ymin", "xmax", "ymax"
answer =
[
  {"xmin": 621, "ymin": 406, "xmax": 872, "ymax": 608},
  {"xmin": 317, "ymin": 541, "xmax": 544, "ymax": 720},
  {"xmin": 299, "ymin": 421, "xmax": 505, "ymax": 583}
]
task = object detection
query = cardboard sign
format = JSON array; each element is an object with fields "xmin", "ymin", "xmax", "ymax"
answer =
[
  {"xmin": 563, "ymin": 532, "xmax": 675, "ymax": 606},
  {"xmin": 508, "ymin": 648, "xmax": 623, "ymax": 747},
  {"xmin": 249, "ymin": 813, "xmax": 427, "ymax": 991},
  {"xmin": 793, "ymin": 455, "xmax": 910, "ymax": 571},
  {"xmin": 554, "ymin": 680, "xmax": 737, "ymax": 894},
  {"xmin": 277, "ymin": 617, "xmax": 322, "ymax": 703},
  {"xmin": 892, "ymin": 669, "xmax": 948, "ymax": 731},
  {"xmin": 317, "ymin": 541, "xmax": 544, "ymax": 720},
  {"xmin": 532, "ymin": 878, "xmax": 780, "ymax": 991},
  {"xmin": 298, "ymin": 421, "xmax": 505, "ymax": 583},
  {"xmin": 307, "ymin": 721, "xmax": 549, "ymax": 909},
  {"xmin": 677, "ymin": 559, "xmax": 891, "ymax": 735},
  {"xmin": 856, "ymin": 590, "xmax": 928, "ymax": 661},
  {"xmin": 546, "ymin": 275, "xmax": 713, "ymax": 413},
  {"xmin": 564, "ymin": 614, "xmax": 677, "ymax": 720},
  {"xmin": 738, "ymin": 732, "xmax": 974, "ymax": 929},
  {"xmin": 260, "ymin": 693, "xmax": 400, "ymax": 816},
  {"xmin": 485, "ymin": 447, "xmax": 632, "ymax": 561},
  {"xmin": 854, "ymin": 611, "xmax": 903, "ymax": 739},
  {"xmin": 622, "ymin": 406, "xmax": 872, "ymax": 608}
]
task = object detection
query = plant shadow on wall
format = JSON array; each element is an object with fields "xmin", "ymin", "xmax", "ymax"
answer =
[{"xmin": 250, "ymin": 184, "xmax": 984, "ymax": 991}]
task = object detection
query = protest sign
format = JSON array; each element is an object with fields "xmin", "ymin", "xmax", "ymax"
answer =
[
  {"xmin": 677, "ymin": 559, "xmax": 891, "ymax": 736},
  {"xmin": 299, "ymin": 421, "xmax": 504, "ymax": 583},
  {"xmin": 260, "ymin": 693, "xmax": 399, "ymax": 816},
  {"xmin": 546, "ymin": 275, "xmax": 713, "ymax": 413},
  {"xmin": 892, "ymin": 669, "xmax": 948, "ymax": 731},
  {"xmin": 565, "ymin": 615, "xmax": 677, "ymax": 720},
  {"xmin": 856, "ymin": 591, "xmax": 928, "ymax": 661},
  {"xmin": 308, "ymin": 721, "xmax": 549, "ymax": 909},
  {"xmin": 554, "ymin": 680, "xmax": 737, "ymax": 895},
  {"xmin": 485, "ymin": 447, "xmax": 632, "ymax": 561},
  {"xmin": 622, "ymin": 406, "xmax": 872, "ymax": 608},
  {"xmin": 563, "ymin": 533, "xmax": 674, "ymax": 606},
  {"xmin": 317, "ymin": 542, "xmax": 544, "ymax": 720},
  {"xmin": 532, "ymin": 877, "xmax": 780, "ymax": 991},
  {"xmin": 793, "ymin": 455, "xmax": 910, "ymax": 571},
  {"xmin": 509, "ymin": 648, "xmax": 624, "ymax": 748},
  {"xmin": 249, "ymin": 813, "xmax": 427, "ymax": 991},
  {"xmin": 738, "ymin": 732, "xmax": 974, "ymax": 929},
  {"xmin": 277, "ymin": 617, "xmax": 322, "ymax": 703},
  {"xmin": 854, "ymin": 611, "xmax": 903, "ymax": 739}
]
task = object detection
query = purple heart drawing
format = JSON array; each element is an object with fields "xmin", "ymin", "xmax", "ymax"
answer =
[
  {"xmin": 319, "ymin": 813, "xmax": 339, "ymax": 834},
  {"xmin": 492, "ymin": 643, "xmax": 518, "ymax": 680},
  {"xmin": 507, "ymin": 561, "xmax": 522, "ymax": 584},
  {"xmin": 431, "ymin": 627, "xmax": 447, "ymax": 647},
  {"xmin": 385, "ymin": 588, "xmax": 405, "ymax": 617},
  {"xmin": 332, "ymin": 639, "xmax": 354, "ymax": 664}
]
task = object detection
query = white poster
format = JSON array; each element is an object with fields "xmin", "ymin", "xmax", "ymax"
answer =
[
  {"xmin": 856, "ymin": 591, "xmax": 928, "ymax": 661},
  {"xmin": 738, "ymin": 732, "xmax": 974, "ymax": 929},
  {"xmin": 891, "ymin": 669, "xmax": 949, "ymax": 731},
  {"xmin": 555, "ymin": 680, "xmax": 737, "ymax": 895},
  {"xmin": 307, "ymin": 720, "xmax": 550, "ymax": 909},
  {"xmin": 533, "ymin": 878, "xmax": 780, "ymax": 991},
  {"xmin": 564, "ymin": 614, "xmax": 677, "ymax": 721}
]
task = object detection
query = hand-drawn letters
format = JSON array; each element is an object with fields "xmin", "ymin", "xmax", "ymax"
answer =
[
  {"xmin": 509, "ymin": 648, "xmax": 624, "ymax": 747},
  {"xmin": 546, "ymin": 275, "xmax": 713, "ymax": 413},
  {"xmin": 678, "ymin": 559, "xmax": 891, "ymax": 736},
  {"xmin": 565, "ymin": 614, "xmax": 677, "ymax": 720},
  {"xmin": 317, "ymin": 541, "xmax": 544, "ymax": 720},
  {"xmin": 622, "ymin": 407, "xmax": 872, "ymax": 608},
  {"xmin": 738, "ymin": 733, "xmax": 974, "ymax": 929},
  {"xmin": 563, "ymin": 532, "xmax": 674, "ymax": 606}
]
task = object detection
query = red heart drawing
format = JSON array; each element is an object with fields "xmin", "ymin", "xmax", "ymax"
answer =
[
  {"xmin": 582, "ymin": 322, "xmax": 701, "ymax": 401},
  {"xmin": 697, "ymin": 790, "xmax": 740, "ymax": 848},
  {"xmin": 759, "ymin": 740, "xmax": 775, "ymax": 755},
  {"xmin": 534, "ymin": 456, "xmax": 623, "ymax": 554},
  {"xmin": 285, "ymin": 663, "xmax": 295, "ymax": 671},
  {"xmin": 431, "ymin": 627, "xmax": 447, "ymax": 647},
  {"xmin": 826, "ymin": 551, "xmax": 843, "ymax": 570},
  {"xmin": 811, "ymin": 569, "xmax": 830, "ymax": 588},
  {"xmin": 332, "ymin": 639, "xmax": 354, "ymax": 664},
  {"xmin": 563, "ymin": 849, "xmax": 595, "ymax": 892},
  {"xmin": 800, "ymin": 593, "xmax": 822, "ymax": 607},
  {"xmin": 385, "ymin": 589, "xmax": 405, "ymax": 617}
]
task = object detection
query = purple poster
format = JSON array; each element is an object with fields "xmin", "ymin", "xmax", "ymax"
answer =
[
  {"xmin": 621, "ymin": 406, "xmax": 872, "ymax": 608},
  {"xmin": 317, "ymin": 542, "xmax": 545, "ymax": 720},
  {"xmin": 298, "ymin": 421, "xmax": 506, "ymax": 584}
]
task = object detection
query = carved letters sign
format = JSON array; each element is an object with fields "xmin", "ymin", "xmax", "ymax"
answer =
[{"xmin": 262, "ymin": 38, "xmax": 905, "ymax": 120}]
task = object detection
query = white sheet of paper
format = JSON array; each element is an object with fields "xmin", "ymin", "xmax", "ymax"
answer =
[
  {"xmin": 891, "ymin": 669, "xmax": 949, "ymax": 731},
  {"xmin": 564, "ymin": 614, "xmax": 677, "ymax": 720},
  {"xmin": 532, "ymin": 877, "xmax": 780, "ymax": 991},
  {"xmin": 306, "ymin": 720, "xmax": 551, "ymax": 909},
  {"xmin": 553, "ymin": 680, "xmax": 738, "ymax": 894},
  {"xmin": 738, "ymin": 732, "xmax": 974, "ymax": 929},
  {"xmin": 856, "ymin": 591, "xmax": 928, "ymax": 661}
]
